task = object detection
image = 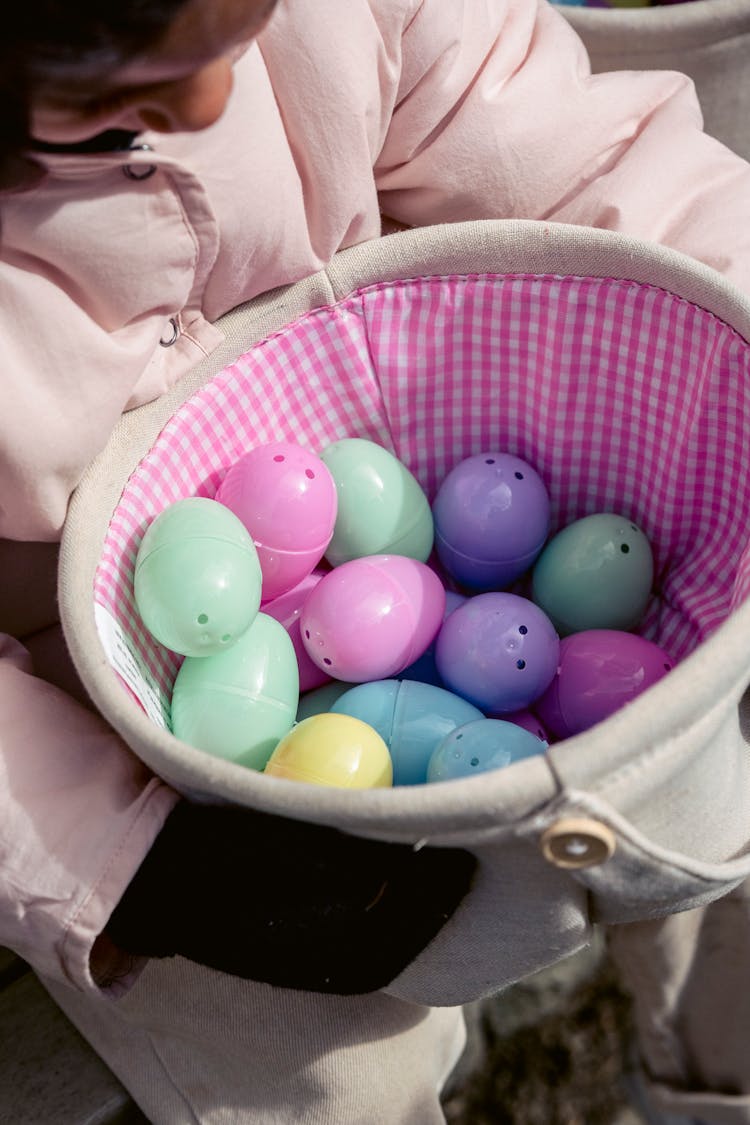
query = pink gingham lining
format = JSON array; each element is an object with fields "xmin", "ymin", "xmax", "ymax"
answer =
[{"xmin": 94, "ymin": 272, "xmax": 750, "ymax": 713}]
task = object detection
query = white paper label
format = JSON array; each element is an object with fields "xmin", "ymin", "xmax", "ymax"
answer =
[{"xmin": 94, "ymin": 602, "xmax": 170, "ymax": 729}]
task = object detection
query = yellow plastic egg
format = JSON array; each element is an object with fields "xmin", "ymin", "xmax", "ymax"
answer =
[{"xmin": 264, "ymin": 713, "xmax": 393, "ymax": 788}]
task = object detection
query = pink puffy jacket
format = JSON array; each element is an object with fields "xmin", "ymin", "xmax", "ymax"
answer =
[{"xmin": 4, "ymin": 0, "xmax": 750, "ymax": 994}]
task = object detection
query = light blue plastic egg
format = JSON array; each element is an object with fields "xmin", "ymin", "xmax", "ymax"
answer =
[
  {"xmin": 320, "ymin": 437, "xmax": 434, "ymax": 565},
  {"xmin": 331, "ymin": 678, "xmax": 483, "ymax": 785},
  {"xmin": 170, "ymin": 612, "xmax": 299, "ymax": 770},
  {"xmin": 426, "ymin": 719, "xmax": 547, "ymax": 783}
]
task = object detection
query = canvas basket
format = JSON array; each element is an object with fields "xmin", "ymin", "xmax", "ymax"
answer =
[
  {"xmin": 559, "ymin": 0, "xmax": 750, "ymax": 162},
  {"xmin": 59, "ymin": 219, "xmax": 750, "ymax": 1007}
]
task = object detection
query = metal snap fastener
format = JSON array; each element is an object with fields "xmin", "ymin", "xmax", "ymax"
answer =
[
  {"xmin": 540, "ymin": 817, "xmax": 616, "ymax": 869},
  {"xmin": 159, "ymin": 317, "xmax": 179, "ymax": 347},
  {"xmin": 123, "ymin": 144, "xmax": 157, "ymax": 180},
  {"xmin": 123, "ymin": 163, "xmax": 157, "ymax": 180}
]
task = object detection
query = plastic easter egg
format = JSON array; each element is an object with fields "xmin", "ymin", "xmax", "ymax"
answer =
[
  {"xmin": 332, "ymin": 679, "xmax": 484, "ymax": 786},
  {"xmin": 262, "ymin": 569, "xmax": 331, "ymax": 692},
  {"xmin": 300, "ymin": 555, "xmax": 446, "ymax": 682},
  {"xmin": 134, "ymin": 497, "xmax": 263, "ymax": 657},
  {"xmin": 264, "ymin": 713, "xmax": 393, "ymax": 788},
  {"xmin": 435, "ymin": 592, "xmax": 559, "ymax": 713},
  {"xmin": 398, "ymin": 589, "xmax": 467, "ymax": 686},
  {"xmin": 170, "ymin": 612, "xmax": 299, "ymax": 769},
  {"xmin": 432, "ymin": 453, "xmax": 550, "ymax": 591},
  {"xmin": 427, "ymin": 719, "xmax": 547, "ymax": 782},
  {"xmin": 531, "ymin": 513, "xmax": 654, "ymax": 635},
  {"xmin": 535, "ymin": 629, "xmax": 674, "ymax": 739},
  {"xmin": 215, "ymin": 441, "xmax": 337, "ymax": 602},
  {"xmin": 500, "ymin": 709, "xmax": 551, "ymax": 744},
  {"xmin": 320, "ymin": 437, "xmax": 434, "ymax": 565},
  {"xmin": 296, "ymin": 679, "xmax": 355, "ymax": 722}
]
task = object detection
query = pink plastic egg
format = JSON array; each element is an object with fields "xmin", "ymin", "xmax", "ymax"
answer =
[
  {"xmin": 216, "ymin": 441, "xmax": 337, "ymax": 602},
  {"xmin": 262, "ymin": 569, "xmax": 332, "ymax": 692},
  {"xmin": 300, "ymin": 555, "xmax": 446, "ymax": 682}
]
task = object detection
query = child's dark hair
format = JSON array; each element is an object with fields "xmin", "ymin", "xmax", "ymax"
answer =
[{"xmin": 0, "ymin": 2, "xmax": 191, "ymax": 191}]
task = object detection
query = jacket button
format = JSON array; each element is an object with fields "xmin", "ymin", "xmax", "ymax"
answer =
[{"xmin": 540, "ymin": 818, "xmax": 616, "ymax": 869}]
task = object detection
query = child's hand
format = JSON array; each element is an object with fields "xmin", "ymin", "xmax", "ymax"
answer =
[{"xmin": 105, "ymin": 800, "xmax": 476, "ymax": 994}]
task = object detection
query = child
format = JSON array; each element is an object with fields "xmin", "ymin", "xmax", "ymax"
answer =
[{"xmin": 2, "ymin": 1, "xmax": 750, "ymax": 1121}]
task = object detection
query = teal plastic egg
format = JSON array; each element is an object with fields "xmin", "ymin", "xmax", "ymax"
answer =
[
  {"xmin": 320, "ymin": 437, "xmax": 434, "ymax": 565},
  {"xmin": 296, "ymin": 679, "xmax": 355, "ymax": 722},
  {"xmin": 531, "ymin": 513, "xmax": 654, "ymax": 635},
  {"xmin": 134, "ymin": 497, "xmax": 263, "ymax": 657},
  {"xmin": 331, "ymin": 678, "xmax": 483, "ymax": 785},
  {"xmin": 170, "ymin": 612, "xmax": 299, "ymax": 769}
]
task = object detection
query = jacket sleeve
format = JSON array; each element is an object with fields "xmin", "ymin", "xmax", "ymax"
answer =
[
  {"xmin": 0, "ymin": 632, "xmax": 178, "ymax": 994},
  {"xmin": 373, "ymin": 0, "xmax": 750, "ymax": 295}
]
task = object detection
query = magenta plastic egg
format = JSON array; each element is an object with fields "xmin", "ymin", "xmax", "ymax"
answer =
[
  {"xmin": 434, "ymin": 592, "xmax": 559, "ymax": 713},
  {"xmin": 300, "ymin": 555, "xmax": 446, "ymax": 682},
  {"xmin": 215, "ymin": 441, "xmax": 337, "ymax": 602},
  {"xmin": 432, "ymin": 452, "xmax": 550, "ymax": 591},
  {"xmin": 535, "ymin": 629, "xmax": 674, "ymax": 739},
  {"xmin": 262, "ymin": 569, "xmax": 331, "ymax": 692},
  {"xmin": 500, "ymin": 709, "xmax": 551, "ymax": 744}
]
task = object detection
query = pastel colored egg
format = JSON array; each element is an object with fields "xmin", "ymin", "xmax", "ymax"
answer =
[
  {"xmin": 320, "ymin": 437, "xmax": 434, "ymax": 566},
  {"xmin": 264, "ymin": 713, "xmax": 393, "ymax": 788},
  {"xmin": 170, "ymin": 612, "xmax": 299, "ymax": 770},
  {"xmin": 427, "ymin": 718, "xmax": 547, "ymax": 782},
  {"xmin": 332, "ymin": 678, "xmax": 484, "ymax": 786},
  {"xmin": 499, "ymin": 709, "xmax": 551, "ymax": 744},
  {"xmin": 432, "ymin": 452, "xmax": 550, "ymax": 591},
  {"xmin": 531, "ymin": 512, "xmax": 654, "ymax": 635},
  {"xmin": 535, "ymin": 629, "xmax": 674, "ymax": 738},
  {"xmin": 435, "ymin": 592, "xmax": 560, "ymax": 713},
  {"xmin": 262, "ymin": 569, "xmax": 332, "ymax": 692},
  {"xmin": 134, "ymin": 497, "xmax": 262, "ymax": 657},
  {"xmin": 296, "ymin": 679, "xmax": 356, "ymax": 722},
  {"xmin": 300, "ymin": 555, "xmax": 446, "ymax": 682},
  {"xmin": 398, "ymin": 590, "xmax": 467, "ymax": 687},
  {"xmin": 216, "ymin": 441, "xmax": 337, "ymax": 602}
]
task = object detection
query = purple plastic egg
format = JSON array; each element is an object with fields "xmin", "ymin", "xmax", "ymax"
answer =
[
  {"xmin": 432, "ymin": 452, "xmax": 550, "ymax": 591},
  {"xmin": 300, "ymin": 555, "xmax": 446, "ymax": 682},
  {"xmin": 434, "ymin": 592, "xmax": 559, "ymax": 713},
  {"xmin": 216, "ymin": 441, "xmax": 337, "ymax": 602},
  {"xmin": 535, "ymin": 629, "xmax": 674, "ymax": 738}
]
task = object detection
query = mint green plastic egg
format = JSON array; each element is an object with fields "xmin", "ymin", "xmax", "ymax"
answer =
[
  {"xmin": 134, "ymin": 497, "xmax": 263, "ymax": 657},
  {"xmin": 320, "ymin": 437, "xmax": 434, "ymax": 565},
  {"xmin": 170, "ymin": 612, "xmax": 299, "ymax": 769}
]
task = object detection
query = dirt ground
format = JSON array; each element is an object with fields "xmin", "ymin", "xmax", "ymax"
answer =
[{"xmin": 440, "ymin": 932, "xmax": 651, "ymax": 1125}]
